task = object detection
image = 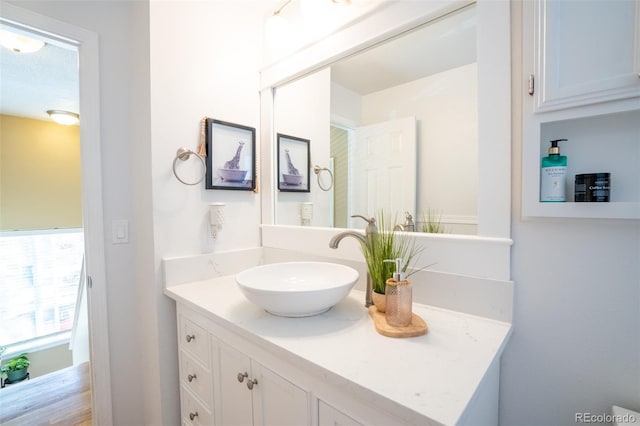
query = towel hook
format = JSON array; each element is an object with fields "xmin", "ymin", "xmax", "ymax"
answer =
[{"xmin": 172, "ymin": 147, "xmax": 206, "ymax": 186}]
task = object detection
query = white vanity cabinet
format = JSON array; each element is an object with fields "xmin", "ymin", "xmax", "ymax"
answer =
[
  {"xmin": 175, "ymin": 304, "xmax": 405, "ymax": 426},
  {"xmin": 177, "ymin": 305, "xmax": 311, "ymax": 426},
  {"xmin": 167, "ymin": 275, "xmax": 512, "ymax": 426},
  {"xmin": 215, "ymin": 341, "xmax": 310, "ymax": 426},
  {"xmin": 522, "ymin": 0, "xmax": 640, "ymax": 219}
]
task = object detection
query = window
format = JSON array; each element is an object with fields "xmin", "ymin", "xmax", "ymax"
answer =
[{"xmin": 0, "ymin": 229, "xmax": 84, "ymax": 347}]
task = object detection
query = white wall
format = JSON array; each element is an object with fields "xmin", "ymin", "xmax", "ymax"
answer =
[
  {"xmin": 150, "ymin": 1, "xmax": 262, "ymax": 257},
  {"xmin": 275, "ymin": 67, "xmax": 332, "ymax": 227},
  {"xmin": 331, "ymin": 81, "xmax": 362, "ymax": 127},
  {"xmin": 2, "ymin": 343, "xmax": 72, "ymax": 379},
  {"xmin": 150, "ymin": 1, "xmax": 265, "ymax": 424},
  {"xmin": 500, "ymin": 3, "xmax": 640, "ymax": 424}
]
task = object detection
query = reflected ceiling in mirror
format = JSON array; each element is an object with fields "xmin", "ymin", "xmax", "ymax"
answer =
[{"xmin": 274, "ymin": 4, "xmax": 478, "ymax": 235}]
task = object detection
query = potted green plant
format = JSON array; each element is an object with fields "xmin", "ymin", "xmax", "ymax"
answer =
[
  {"xmin": 361, "ymin": 212, "xmax": 425, "ymax": 312},
  {"xmin": 419, "ymin": 209, "xmax": 446, "ymax": 233},
  {"xmin": 1, "ymin": 353, "xmax": 30, "ymax": 383}
]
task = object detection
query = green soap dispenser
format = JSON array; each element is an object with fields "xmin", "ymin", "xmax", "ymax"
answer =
[{"xmin": 540, "ymin": 139, "xmax": 568, "ymax": 202}]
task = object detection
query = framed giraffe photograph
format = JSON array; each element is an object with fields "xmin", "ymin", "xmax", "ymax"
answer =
[
  {"xmin": 205, "ymin": 118, "xmax": 256, "ymax": 191},
  {"xmin": 277, "ymin": 134, "xmax": 310, "ymax": 193}
]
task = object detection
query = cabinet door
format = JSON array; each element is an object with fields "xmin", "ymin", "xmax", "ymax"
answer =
[
  {"xmin": 318, "ymin": 400, "xmax": 363, "ymax": 426},
  {"xmin": 529, "ymin": 0, "xmax": 640, "ymax": 112},
  {"xmin": 252, "ymin": 361, "xmax": 310, "ymax": 426},
  {"xmin": 218, "ymin": 342, "xmax": 253, "ymax": 426}
]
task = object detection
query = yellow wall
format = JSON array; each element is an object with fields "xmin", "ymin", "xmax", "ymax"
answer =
[{"xmin": 0, "ymin": 114, "xmax": 81, "ymax": 231}]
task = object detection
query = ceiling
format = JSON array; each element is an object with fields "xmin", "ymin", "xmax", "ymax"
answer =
[
  {"xmin": 0, "ymin": 24, "xmax": 79, "ymax": 123},
  {"xmin": 331, "ymin": 4, "xmax": 476, "ymax": 95},
  {"xmin": 0, "ymin": 3, "xmax": 473, "ymax": 122}
]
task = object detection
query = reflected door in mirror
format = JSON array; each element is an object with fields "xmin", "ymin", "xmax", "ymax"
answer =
[{"xmin": 350, "ymin": 116, "xmax": 417, "ymax": 228}]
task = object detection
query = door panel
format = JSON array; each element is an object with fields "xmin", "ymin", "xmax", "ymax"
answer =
[{"xmin": 351, "ymin": 116, "xmax": 417, "ymax": 226}]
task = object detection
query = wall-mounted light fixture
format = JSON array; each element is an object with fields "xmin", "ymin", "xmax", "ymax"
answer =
[
  {"xmin": 47, "ymin": 110, "xmax": 80, "ymax": 126},
  {"xmin": 266, "ymin": 0, "xmax": 351, "ymax": 50},
  {"xmin": 266, "ymin": 0, "xmax": 293, "ymax": 49},
  {"xmin": 0, "ymin": 29, "xmax": 45, "ymax": 53}
]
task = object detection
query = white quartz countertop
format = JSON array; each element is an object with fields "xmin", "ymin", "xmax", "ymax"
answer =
[{"xmin": 165, "ymin": 275, "xmax": 511, "ymax": 425}]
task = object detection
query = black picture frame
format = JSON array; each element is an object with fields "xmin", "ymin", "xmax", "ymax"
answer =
[
  {"xmin": 277, "ymin": 133, "xmax": 310, "ymax": 192},
  {"xmin": 206, "ymin": 119, "xmax": 256, "ymax": 191}
]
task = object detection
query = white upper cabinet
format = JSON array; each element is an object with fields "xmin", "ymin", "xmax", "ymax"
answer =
[
  {"xmin": 522, "ymin": 0, "xmax": 640, "ymax": 220},
  {"xmin": 529, "ymin": 0, "xmax": 640, "ymax": 113}
]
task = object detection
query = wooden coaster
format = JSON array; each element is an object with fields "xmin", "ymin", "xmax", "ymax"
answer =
[{"xmin": 368, "ymin": 306, "xmax": 428, "ymax": 338}]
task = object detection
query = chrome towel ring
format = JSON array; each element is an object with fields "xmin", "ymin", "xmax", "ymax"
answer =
[
  {"xmin": 173, "ymin": 147, "xmax": 206, "ymax": 186},
  {"xmin": 313, "ymin": 165, "xmax": 334, "ymax": 191}
]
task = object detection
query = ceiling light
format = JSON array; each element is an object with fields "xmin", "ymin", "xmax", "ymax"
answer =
[
  {"xmin": 0, "ymin": 29, "xmax": 45, "ymax": 53},
  {"xmin": 47, "ymin": 110, "xmax": 80, "ymax": 126}
]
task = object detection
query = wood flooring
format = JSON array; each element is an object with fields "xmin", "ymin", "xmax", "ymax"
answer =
[{"xmin": 0, "ymin": 362, "xmax": 91, "ymax": 426}]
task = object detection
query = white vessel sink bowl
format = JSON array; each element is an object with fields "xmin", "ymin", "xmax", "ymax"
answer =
[{"xmin": 235, "ymin": 262, "xmax": 359, "ymax": 317}]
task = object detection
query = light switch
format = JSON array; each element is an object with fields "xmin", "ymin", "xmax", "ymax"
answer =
[{"xmin": 112, "ymin": 219, "xmax": 129, "ymax": 244}]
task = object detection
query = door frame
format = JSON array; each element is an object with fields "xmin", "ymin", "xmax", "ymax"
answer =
[{"xmin": 0, "ymin": 4, "xmax": 113, "ymax": 424}]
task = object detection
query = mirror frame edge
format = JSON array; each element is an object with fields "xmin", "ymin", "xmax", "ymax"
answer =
[
  {"xmin": 260, "ymin": 87, "xmax": 275, "ymax": 226},
  {"xmin": 476, "ymin": 0, "xmax": 511, "ymax": 238},
  {"xmin": 260, "ymin": 0, "xmax": 511, "ymax": 240}
]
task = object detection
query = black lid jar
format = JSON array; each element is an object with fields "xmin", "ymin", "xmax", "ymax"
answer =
[{"xmin": 575, "ymin": 173, "xmax": 610, "ymax": 202}]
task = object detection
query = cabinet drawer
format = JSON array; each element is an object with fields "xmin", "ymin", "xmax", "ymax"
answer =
[
  {"xmin": 181, "ymin": 385, "xmax": 214, "ymax": 426},
  {"xmin": 180, "ymin": 350, "xmax": 213, "ymax": 408},
  {"xmin": 179, "ymin": 315, "xmax": 210, "ymax": 365}
]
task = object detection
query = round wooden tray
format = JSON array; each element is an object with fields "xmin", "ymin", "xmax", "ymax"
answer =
[{"xmin": 368, "ymin": 306, "xmax": 428, "ymax": 338}]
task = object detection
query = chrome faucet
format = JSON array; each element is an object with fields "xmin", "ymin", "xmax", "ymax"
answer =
[
  {"xmin": 329, "ymin": 215, "xmax": 377, "ymax": 307},
  {"xmin": 394, "ymin": 211, "xmax": 415, "ymax": 232}
]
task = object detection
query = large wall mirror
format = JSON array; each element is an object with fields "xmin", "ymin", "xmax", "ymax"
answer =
[
  {"xmin": 261, "ymin": 0, "xmax": 511, "ymax": 240},
  {"xmin": 274, "ymin": 3, "xmax": 477, "ymax": 235}
]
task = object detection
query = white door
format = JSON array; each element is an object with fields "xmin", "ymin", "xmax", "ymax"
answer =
[
  {"xmin": 350, "ymin": 116, "xmax": 417, "ymax": 228},
  {"xmin": 218, "ymin": 342, "xmax": 254, "ymax": 426},
  {"xmin": 252, "ymin": 361, "xmax": 309, "ymax": 426}
]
